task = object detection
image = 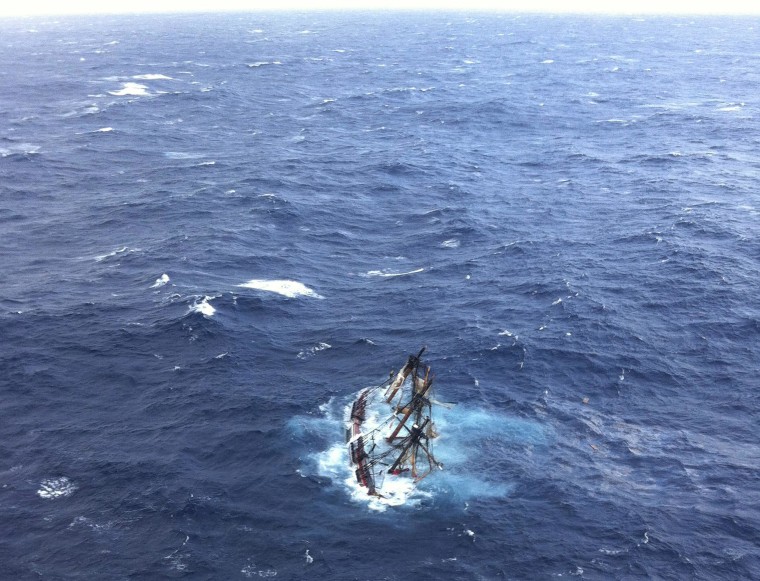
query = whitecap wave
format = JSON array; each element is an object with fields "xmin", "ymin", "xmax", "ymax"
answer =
[
  {"xmin": 95, "ymin": 246, "xmax": 139, "ymax": 262},
  {"xmin": 0, "ymin": 143, "xmax": 41, "ymax": 157},
  {"xmin": 717, "ymin": 103, "xmax": 743, "ymax": 112},
  {"xmin": 133, "ymin": 73, "xmax": 173, "ymax": 80},
  {"xmin": 238, "ymin": 279, "xmax": 323, "ymax": 299},
  {"xmin": 297, "ymin": 342, "xmax": 332, "ymax": 359},
  {"xmin": 164, "ymin": 151, "xmax": 206, "ymax": 160},
  {"xmin": 247, "ymin": 61, "xmax": 282, "ymax": 68},
  {"xmin": 364, "ymin": 268, "xmax": 424, "ymax": 278},
  {"xmin": 151, "ymin": 274, "xmax": 170, "ymax": 288},
  {"xmin": 109, "ymin": 82, "xmax": 150, "ymax": 96},
  {"xmin": 191, "ymin": 296, "xmax": 216, "ymax": 317},
  {"xmin": 37, "ymin": 477, "xmax": 77, "ymax": 499}
]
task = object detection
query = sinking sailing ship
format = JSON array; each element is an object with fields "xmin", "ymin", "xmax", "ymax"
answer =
[{"xmin": 346, "ymin": 347, "xmax": 445, "ymax": 498}]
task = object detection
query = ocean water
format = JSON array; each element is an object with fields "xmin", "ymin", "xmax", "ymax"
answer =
[{"xmin": 1, "ymin": 10, "xmax": 759, "ymax": 580}]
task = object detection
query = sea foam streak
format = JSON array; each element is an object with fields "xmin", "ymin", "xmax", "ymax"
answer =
[
  {"xmin": 133, "ymin": 73, "xmax": 173, "ymax": 80},
  {"xmin": 238, "ymin": 279, "xmax": 323, "ymax": 299},
  {"xmin": 364, "ymin": 268, "xmax": 424, "ymax": 278}
]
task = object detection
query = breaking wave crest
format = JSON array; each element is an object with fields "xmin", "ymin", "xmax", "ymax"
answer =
[{"xmin": 238, "ymin": 279, "xmax": 323, "ymax": 299}]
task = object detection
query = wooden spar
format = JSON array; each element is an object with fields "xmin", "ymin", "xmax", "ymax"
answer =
[
  {"xmin": 384, "ymin": 347, "xmax": 426, "ymax": 403},
  {"xmin": 412, "ymin": 438, "xmax": 440, "ymax": 482},
  {"xmin": 384, "ymin": 362, "xmax": 413, "ymax": 403},
  {"xmin": 389, "ymin": 417, "xmax": 430, "ymax": 474},
  {"xmin": 386, "ymin": 374, "xmax": 433, "ymax": 442},
  {"xmin": 416, "ymin": 366, "xmax": 430, "ymax": 394}
]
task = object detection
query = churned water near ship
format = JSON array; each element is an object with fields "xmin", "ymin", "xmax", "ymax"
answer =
[{"xmin": 1, "ymin": 10, "xmax": 759, "ymax": 580}]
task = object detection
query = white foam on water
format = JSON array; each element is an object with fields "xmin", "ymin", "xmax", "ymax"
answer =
[
  {"xmin": 599, "ymin": 547, "xmax": 627, "ymax": 555},
  {"xmin": 309, "ymin": 392, "xmax": 432, "ymax": 512},
  {"xmin": 151, "ymin": 274, "xmax": 170, "ymax": 288},
  {"xmin": 95, "ymin": 246, "xmax": 139, "ymax": 262},
  {"xmin": 133, "ymin": 73, "xmax": 173, "ymax": 80},
  {"xmin": 164, "ymin": 535, "xmax": 190, "ymax": 572},
  {"xmin": 247, "ymin": 61, "xmax": 282, "ymax": 68},
  {"xmin": 315, "ymin": 439, "xmax": 425, "ymax": 512},
  {"xmin": 0, "ymin": 143, "xmax": 41, "ymax": 157},
  {"xmin": 302, "ymin": 392, "xmax": 544, "ymax": 511},
  {"xmin": 297, "ymin": 342, "xmax": 332, "ymax": 359},
  {"xmin": 96, "ymin": 127, "xmax": 113, "ymax": 132},
  {"xmin": 109, "ymin": 82, "xmax": 150, "ymax": 96},
  {"xmin": 441, "ymin": 238, "xmax": 460, "ymax": 248},
  {"xmin": 241, "ymin": 564, "xmax": 277, "ymax": 578},
  {"xmin": 68, "ymin": 515, "xmax": 114, "ymax": 532},
  {"xmin": 191, "ymin": 296, "xmax": 216, "ymax": 317},
  {"xmin": 364, "ymin": 268, "xmax": 424, "ymax": 278},
  {"xmin": 238, "ymin": 279, "xmax": 323, "ymax": 299},
  {"xmin": 164, "ymin": 151, "xmax": 205, "ymax": 160},
  {"xmin": 37, "ymin": 477, "xmax": 76, "ymax": 499}
]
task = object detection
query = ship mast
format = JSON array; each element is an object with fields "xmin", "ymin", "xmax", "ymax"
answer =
[
  {"xmin": 384, "ymin": 351, "xmax": 441, "ymax": 481},
  {"xmin": 347, "ymin": 347, "xmax": 444, "ymax": 498}
]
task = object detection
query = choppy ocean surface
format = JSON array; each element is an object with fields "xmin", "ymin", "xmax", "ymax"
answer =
[{"xmin": 1, "ymin": 10, "xmax": 759, "ymax": 580}]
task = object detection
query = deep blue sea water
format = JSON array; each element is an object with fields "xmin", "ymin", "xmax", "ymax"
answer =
[{"xmin": 1, "ymin": 10, "xmax": 759, "ymax": 580}]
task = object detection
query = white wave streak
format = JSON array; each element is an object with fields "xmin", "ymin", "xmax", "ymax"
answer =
[
  {"xmin": 247, "ymin": 61, "xmax": 282, "ymax": 68},
  {"xmin": 364, "ymin": 268, "xmax": 424, "ymax": 278},
  {"xmin": 132, "ymin": 73, "xmax": 173, "ymax": 80},
  {"xmin": 95, "ymin": 246, "xmax": 140, "ymax": 262},
  {"xmin": 238, "ymin": 279, "xmax": 323, "ymax": 299}
]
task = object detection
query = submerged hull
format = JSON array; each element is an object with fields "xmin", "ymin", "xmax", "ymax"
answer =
[{"xmin": 346, "ymin": 348, "xmax": 442, "ymax": 499}]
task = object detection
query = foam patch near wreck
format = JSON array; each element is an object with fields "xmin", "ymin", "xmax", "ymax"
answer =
[{"xmin": 294, "ymin": 394, "xmax": 549, "ymax": 511}]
